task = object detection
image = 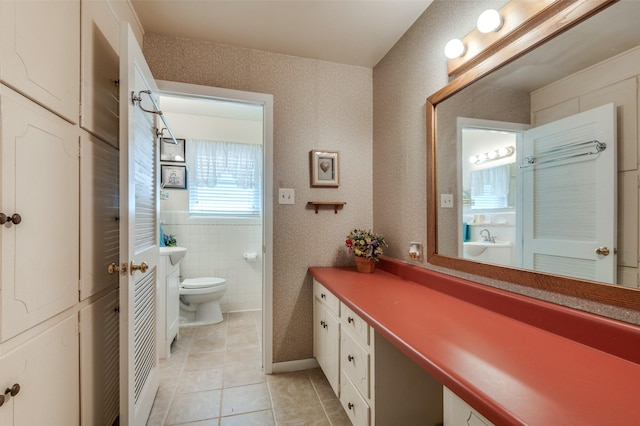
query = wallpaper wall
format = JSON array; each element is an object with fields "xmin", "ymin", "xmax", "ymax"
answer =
[{"xmin": 144, "ymin": 35, "xmax": 373, "ymax": 362}]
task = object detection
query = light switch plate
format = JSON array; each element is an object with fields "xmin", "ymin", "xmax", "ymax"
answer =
[
  {"xmin": 441, "ymin": 193, "xmax": 453, "ymax": 208},
  {"xmin": 279, "ymin": 188, "xmax": 295, "ymax": 204}
]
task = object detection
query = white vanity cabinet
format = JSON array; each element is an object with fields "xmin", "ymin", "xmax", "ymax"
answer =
[
  {"xmin": 313, "ymin": 280, "xmax": 340, "ymax": 394},
  {"xmin": 0, "ymin": 0, "xmax": 80, "ymax": 123},
  {"xmin": 0, "ymin": 314, "xmax": 79, "ymax": 425},
  {"xmin": 313, "ymin": 278, "xmax": 445, "ymax": 426},
  {"xmin": 158, "ymin": 251, "xmax": 181, "ymax": 358},
  {"xmin": 444, "ymin": 387, "xmax": 494, "ymax": 426}
]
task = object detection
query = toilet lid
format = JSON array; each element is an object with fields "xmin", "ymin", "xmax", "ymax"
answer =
[{"xmin": 181, "ymin": 277, "xmax": 226, "ymax": 289}]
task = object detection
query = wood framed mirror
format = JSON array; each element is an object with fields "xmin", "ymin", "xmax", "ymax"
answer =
[{"xmin": 427, "ymin": 0, "xmax": 640, "ymax": 312}]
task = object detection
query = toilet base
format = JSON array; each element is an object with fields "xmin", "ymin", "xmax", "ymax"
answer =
[{"xmin": 179, "ymin": 300, "xmax": 223, "ymax": 326}]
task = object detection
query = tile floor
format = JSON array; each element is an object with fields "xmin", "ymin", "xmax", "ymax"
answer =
[{"xmin": 147, "ymin": 311, "xmax": 351, "ymax": 425}]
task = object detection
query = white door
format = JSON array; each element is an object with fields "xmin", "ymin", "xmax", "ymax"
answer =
[
  {"xmin": 118, "ymin": 23, "xmax": 160, "ymax": 425},
  {"xmin": 520, "ymin": 103, "xmax": 616, "ymax": 283}
]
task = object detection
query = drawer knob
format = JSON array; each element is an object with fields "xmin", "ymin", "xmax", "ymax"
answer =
[
  {"xmin": 321, "ymin": 293, "xmax": 326, "ymax": 299},
  {"xmin": 348, "ymin": 317, "xmax": 354, "ymax": 324},
  {"xmin": 347, "ymin": 355, "xmax": 354, "ymax": 362},
  {"xmin": 5, "ymin": 384, "xmax": 19, "ymax": 397},
  {"xmin": 348, "ymin": 402, "xmax": 354, "ymax": 410},
  {"xmin": 0, "ymin": 213, "xmax": 21, "ymax": 225}
]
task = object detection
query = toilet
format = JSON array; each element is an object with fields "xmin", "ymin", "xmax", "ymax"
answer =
[{"xmin": 179, "ymin": 277, "xmax": 227, "ymax": 325}]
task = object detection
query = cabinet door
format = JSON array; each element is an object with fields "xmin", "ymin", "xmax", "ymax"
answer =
[
  {"xmin": 80, "ymin": 133, "xmax": 119, "ymax": 300},
  {"xmin": 0, "ymin": 315, "xmax": 79, "ymax": 426},
  {"xmin": 0, "ymin": 0, "xmax": 80, "ymax": 122},
  {"xmin": 0, "ymin": 86, "xmax": 79, "ymax": 341},
  {"xmin": 80, "ymin": 289, "xmax": 119, "ymax": 426},
  {"xmin": 80, "ymin": 0, "xmax": 120, "ymax": 147},
  {"xmin": 313, "ymin": 297, "xmax": 340, "ymax": 395}
]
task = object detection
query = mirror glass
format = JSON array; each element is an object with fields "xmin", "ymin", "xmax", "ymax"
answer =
[{"xmin": 434, "ymin": 1, "xmax": 640, "ymax": 290}]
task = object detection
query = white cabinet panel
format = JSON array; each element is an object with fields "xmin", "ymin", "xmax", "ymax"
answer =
[
  {"xmin": 0, "ymin": 0, "xmax": 80, "ymax": 122},
  {"xmin": 313, "ymin": 296, "xmax": 340, "ymax": 395},
  {"xmin": 80, "ymin": 289, "xmax": 119, "ymax": 426},
  {"xmin": 444, "ymin": 386, "xmax": 493, "ymax": 426},
  {"xmin": 0, "ymin": 85, "xmax": 79, "ymax": 340},
  {"xmin": 80, "ymin": 0, "xmax": 120, "ymax": 147},
  {"xmin": 0, "ymin": 314, "xmax": 79, "ymax": 426},
  {"xmin": 80, "ymin": 133, "xmax": 119, "ymax": 300},
  {"xmin": 340, "ymin": 371, "xmax": 370, "ymax": 426},
  {"xmin": 341, "ymin": 330, "xmax": 370, "ymax": 399}
]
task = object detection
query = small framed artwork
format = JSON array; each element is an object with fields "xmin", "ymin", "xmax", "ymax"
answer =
[
  {"xmin": 160, "ymin": 138, "xmax": 186, "ymax": 162},
  {"xmin": 310, "ymin": 150, "xmax": 340, "ymax": 187},
  {"xmin": 161, "ymin": 165, "xmax": 187, "ymax": 189}
]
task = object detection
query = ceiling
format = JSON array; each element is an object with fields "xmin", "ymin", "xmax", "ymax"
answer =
[{"xmin": 130, "ymin": 0, "xmax": 433, "ymax": 68}]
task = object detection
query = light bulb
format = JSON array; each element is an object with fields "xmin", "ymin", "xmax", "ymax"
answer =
[
  {"xmin": 478, "ymin": 153, "xmax": 488, "ymax": 162},
  {"xmin": 487, "ymin": 150, "xmax": 498, "ymax": 159},
  {"xmin": 498, "ymin": 147, "xmax": 509, "ymax": 156},
  {"xmin": 444, "ymin": 39, "xmax": 466, "ymax": 59},
  {"xmin": 477, "ymin": 9, "xmax": 503, "ymax": 33},
  {"xmin": 469, "ymin": 155, "xmax": 478, "ymax": 164}
]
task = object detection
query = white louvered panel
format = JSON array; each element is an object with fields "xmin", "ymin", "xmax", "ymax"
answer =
[
  {"xmin": 80, "ymin": 135, "xmax": 119, "ymax": 300},
  {"xmin": 533, "ymin": 160, "xmax": 596, "ymax": 241},
  {"xmin": 133, "ymin": 106, "xmax": 157, "ymax": 252},
  {"xmin": 103, "ymin": 292, "xmax": 120, "ymax": 426},
  {"xmin": 133, "ymin": 269, "xmax": 157, "ymax": 402},
  {"xmin": 79, "ymin": 289, "xmax": 119, "ymax": 426},
  {"xmin": 534, "ymin": 253, "xmax": 597, "ymax": 281}
]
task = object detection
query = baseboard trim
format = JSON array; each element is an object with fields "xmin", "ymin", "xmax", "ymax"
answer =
[{"xmin": 271, "ymin": 358, "xmax": 319, "ymax": 374}]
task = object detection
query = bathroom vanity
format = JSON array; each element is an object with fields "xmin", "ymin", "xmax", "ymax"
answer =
[
  {"xmin": 309, "ymin": 258, "xmax": 640, "ymax": 425},
  {"xmin": 158, "ymin": 246, "xmax": 186, "ymax": 358}
]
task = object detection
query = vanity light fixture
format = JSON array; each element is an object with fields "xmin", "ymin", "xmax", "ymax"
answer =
[
  {"xmin": 468, "ymin": 145, "xmax": 515, "ymax": 165},
  {"xmin": 444, "ymin": 39, "xmax": 466, "ymax": 59},
  {"xmin": 477, "ymin": 9, "xmax": 503, "ymax": 33}
]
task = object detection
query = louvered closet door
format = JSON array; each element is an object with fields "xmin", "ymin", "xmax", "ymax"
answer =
[
  {"xmin": 119, "ymin": 23, "xmax": 159, "ymax": 425},
  {"xmin": 521, "ymin": 103, "xmax": 616, "ymax": 283}
]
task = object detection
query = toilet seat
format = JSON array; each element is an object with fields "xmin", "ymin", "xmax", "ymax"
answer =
[{"xmin": 181, "ymin": 277, "xmax": 226, "ymax": 290}]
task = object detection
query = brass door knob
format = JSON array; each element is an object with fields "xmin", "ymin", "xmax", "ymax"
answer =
[
  {"xmin": 595, "ymin": 247, "xmax": 610, "ymax": 256},
  {"xmin": 130, "ymin": 261, "xmax": 149, "ymax": 275}
]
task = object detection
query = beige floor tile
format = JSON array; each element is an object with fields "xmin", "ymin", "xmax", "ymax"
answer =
[
  {"xmin": 190, "ymin": 336, "xmax": 227, "ymax": 354},
  {"xmin": 225, "ymin": 345, "xmax": 261, "ymax": 366},
  {"xmin": 226, "ymin": 329, "xmax": 259, "ymax": 349},
  {"xmin": 226, "ymin": 311, "xmax": 257, "ymax": 326},
  {"xmin": 268, "ymin": 371, "xmax": 320, "ymax": 409},
  {"xmin": 320, "ymin": 398, "xmax": 351, "ymax": 426},
  {"xmin": 178, "ymin": 368, "xmax": 224, "ymax": 393},
  {"xmin": 223, "ymin": 362, "xmax": 266, "ymax": 388},
  {"xmin": 185, "ymin": 351, "xmax": 226, "ymax": 371},
  {"xmin": 220, "ymin": 382, "xmax": 271, "ymax": 417},
  {"xmin": 273, "ymin": 402, "xmax": 331, "ymax": 426},
  {"xmin": 219, "ymin": 409, "xmax": 275, "ymax": 426},
  {"xmin": 171, "ymin": 419, "xmax": 218, "ymax": 425},
  {"xmin": 165, "ymin": 389, "xmax": 221, "ymax": 425},
  {"xmin": 307, "ymin": 368, "xmax": 336, "ymax": 401}
]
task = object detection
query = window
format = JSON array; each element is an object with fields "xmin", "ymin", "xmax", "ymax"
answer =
[{"xmin": 187, "ymin": 139, "xmax": 262, "ymax": 217}]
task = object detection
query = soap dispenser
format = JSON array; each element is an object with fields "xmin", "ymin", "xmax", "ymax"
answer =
[{"xmin": 159, "ymin": 221, "xmax": 166, "ymax": 247}]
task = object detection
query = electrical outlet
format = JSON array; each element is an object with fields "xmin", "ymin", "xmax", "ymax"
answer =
[
  {"xmin": 441, "ymin": 193, "xmax": 453, "ymax": 208},
  {"xmin": 279, "ymin": 188, "xmax": 295, "ymax": 205}
]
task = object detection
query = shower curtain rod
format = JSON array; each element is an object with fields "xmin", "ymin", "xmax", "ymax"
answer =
[{"xmin": 131, "ymin": 90, "xmax": 180, "ymax": 144}]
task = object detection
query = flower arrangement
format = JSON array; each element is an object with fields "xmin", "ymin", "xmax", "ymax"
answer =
[
  {"xmin": 163, "ymin": 234, "xmax": 177, "ymax": 247},
  {"xmin": 345, "ymin": 229, "xmax": 387, "ymax": 262}
]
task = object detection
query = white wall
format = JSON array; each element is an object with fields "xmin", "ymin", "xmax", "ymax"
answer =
[{"xmin": 160, "ymin": 109, "xmax": 263, "ymax": 312}]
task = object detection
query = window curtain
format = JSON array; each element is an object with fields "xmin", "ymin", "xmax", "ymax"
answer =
[{"xmin": 187, "ymin": 139, "xmax": 262, "ymax": 189}]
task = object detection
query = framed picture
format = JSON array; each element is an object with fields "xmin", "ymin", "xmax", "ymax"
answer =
[
  {"xmin": 161, "ymin": 165, "xmax": 187, "ymax": 189},
  {"xmin": 310, "ymin": 150, "xmax": 340, "ymax": 187},
  {"xmin": 160, "ymin": 138, "xmax": 186, "ymax": 162}
]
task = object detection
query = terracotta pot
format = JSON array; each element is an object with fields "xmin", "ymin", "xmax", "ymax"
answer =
[{"xmin": 354, "ymin": 256, "xmax": 376, "ymax": 273}]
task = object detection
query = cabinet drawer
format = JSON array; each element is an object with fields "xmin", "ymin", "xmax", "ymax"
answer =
[
  {"xmin": 341, "ymin": 329, "xmax": 371, "ymax": 399},
  {"xmin": 444, "ymin": 386, "xmax": 493, "ymax": 426},
  {"xmin": 342, "ymin": 303, "xmax": 370, "ymax": 347},
  {"xmin": 340, "ymin": 371, "xmax": 370, "ymax": 426},
  {"xmin": 313, "ymin": 279, "xmax": 339, "ymax": 316}
]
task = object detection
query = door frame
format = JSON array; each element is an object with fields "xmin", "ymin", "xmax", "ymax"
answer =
[{"xmin": 156, "ymin": 80, "xmax": 274, "ymax": 373}]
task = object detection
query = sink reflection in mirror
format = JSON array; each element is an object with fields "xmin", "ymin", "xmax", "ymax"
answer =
[{"xmin": 159, "ymin": 246, "xmax": 187, "ymax": 265}]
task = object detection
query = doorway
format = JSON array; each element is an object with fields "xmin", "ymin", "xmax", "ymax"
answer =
[{"xmin": 157, "ymin": 80, "xmax": 274, "ymax": 373}]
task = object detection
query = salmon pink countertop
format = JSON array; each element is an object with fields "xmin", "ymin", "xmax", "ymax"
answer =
[{"xmin": 309, "ymin": 258, "xmax": 640, "ymax": 426}]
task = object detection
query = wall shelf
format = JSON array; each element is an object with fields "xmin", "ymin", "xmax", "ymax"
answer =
[{"xmin": 308, "ymin": 201, "xmax": 346, "ymax": 214}]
